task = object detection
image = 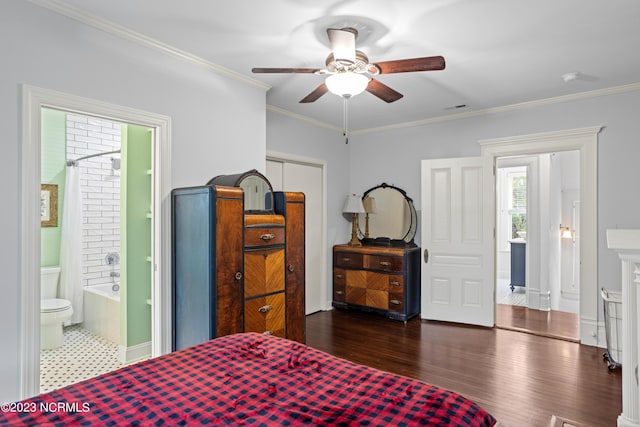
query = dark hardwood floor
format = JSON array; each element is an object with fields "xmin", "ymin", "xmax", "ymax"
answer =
[
  {"xmin": 496, "ymin": 304, "xmax": 580, "ymax": 342},
  {"xmin": 306, "ymin": 309, "xmax": 621, "ymax": 427}
]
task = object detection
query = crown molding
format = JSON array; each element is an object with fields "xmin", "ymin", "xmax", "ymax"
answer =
[
  {"xmin": 28, "ymin": 0, "xmax": 270, "ymax": 91},
  {"xmin": 268, "ymin": 81, "xmax": 640, "ymax": 136},
  {"xmin": 266, "ymin": 105, "xmax": 342, "ymax": 133},
  {"xmin": 351, "ymin": 82, "xmax": 640, "ymax": 136}
]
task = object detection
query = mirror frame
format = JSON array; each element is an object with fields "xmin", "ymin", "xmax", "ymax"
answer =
[
  {"xmin": 358, "ymin": 182, "xmax": 417, "ymax": 247},
  {"xmin": 206, "ymin": 169, "xmax": 275, "ymax": 214}
]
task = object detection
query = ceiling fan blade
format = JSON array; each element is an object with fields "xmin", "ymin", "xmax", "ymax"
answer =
[
  {"xmin": 372, "ymin": 56, "xmax": 445, "ymax": 74},
  {"xmin": 252, "ymin": 67, "xmax": 321, "ymax": 74},
  {"xmin": 327, "ymin": 28, "xmax": 356, "ymax": 64},
  {"xmin": 366, "ymin": 79, "xmax": 404, "ymax": 103},
  {"xmin": 300, "ymin": 83, "xmax": 329, "ymax": 103}
]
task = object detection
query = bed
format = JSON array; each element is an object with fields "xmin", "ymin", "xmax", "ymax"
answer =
[{"xmin": 1, "ymin": 333, "xmax": 496, "ymax": 426}]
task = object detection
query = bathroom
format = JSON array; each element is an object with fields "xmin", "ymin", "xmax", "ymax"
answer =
[{"xmin": 40, "ymin": 108, "xmax": 153, "ymax": 392}]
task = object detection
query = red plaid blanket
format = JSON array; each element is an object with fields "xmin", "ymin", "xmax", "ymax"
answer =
[{"xmin": 1, "ymin": 333, "xmax": 496, "ymax": 426}]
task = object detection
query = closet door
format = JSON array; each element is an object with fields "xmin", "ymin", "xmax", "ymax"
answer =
[{"xmin": 267, "ymin": 160, "xmax": 324, "ymax": 314}]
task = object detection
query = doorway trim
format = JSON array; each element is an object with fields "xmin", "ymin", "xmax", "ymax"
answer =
[
  {"xmin": 20, "ymin": 85, "xmax": 172, "ymax": 398},
  {"xmin": 479, "ymin": 125, "xmax": 602, "ymax": 346},
  {"xmin": 266, "ymin": 150, "xmax": 328, "ymax": 310}
]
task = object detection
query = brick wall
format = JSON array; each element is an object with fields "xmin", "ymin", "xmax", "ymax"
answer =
[{"xmin": 66, "ymin": 114, "xmax": 121, "ymax": 289}]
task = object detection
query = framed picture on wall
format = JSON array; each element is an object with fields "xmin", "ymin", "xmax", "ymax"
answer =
[{"xmin": 41, "ymin": 184, "xmax": 58, "ymax": 228}]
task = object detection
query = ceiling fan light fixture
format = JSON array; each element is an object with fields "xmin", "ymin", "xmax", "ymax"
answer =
[{"xmin": 325, "ymin": 73, "xmax": 369, "ymax": 97}]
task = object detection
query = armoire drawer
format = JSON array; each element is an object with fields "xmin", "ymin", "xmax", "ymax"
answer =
[
  {"xmin": 244, "ymin": 292, "xmax": 285, "ymax": 338},
  {"xmin": 244, "ymin": 227, "xmax": 285, "ymax": 247},
  {"xmin": 244, "ymin": 248, "xmax": 285, "ymax": 297},
  {"xmin": 334, "ymin": 252, "xmax": 363, "ymax": 269}
]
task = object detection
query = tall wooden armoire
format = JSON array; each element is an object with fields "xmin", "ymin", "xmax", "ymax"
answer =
[{"xmin": 171, "ymin": 170, "xmax": 305, "ymax": 351}]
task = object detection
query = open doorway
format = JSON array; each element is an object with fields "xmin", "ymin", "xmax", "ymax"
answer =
[
  {"xmin": 495, "ymin": 151, "xmax": 580, "ymax": 341},
  {"xmin": 40, "ymin": 109, "xmax": 154, "ymax": 392},
  {"xmin": 20, "ymin": 85, "xmax": 172, "ymax": 399}
]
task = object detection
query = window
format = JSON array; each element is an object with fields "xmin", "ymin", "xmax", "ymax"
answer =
[
  {"xmin": 497, "ymin": 166, "xmax": 527, "ymax": 252},
  {"xmin": 508, "ymin": 172, "xmax": 527, "ymax": 239}
]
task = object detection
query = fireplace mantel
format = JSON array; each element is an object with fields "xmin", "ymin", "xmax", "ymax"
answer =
[{"xmin": 607, "ymin": 229, "xmax": 640, "ymax": 427}]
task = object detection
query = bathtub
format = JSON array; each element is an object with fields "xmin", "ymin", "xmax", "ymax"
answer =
[{"xmin": 83, "ymin": 284, "xmax": 120, "ymax": 345}]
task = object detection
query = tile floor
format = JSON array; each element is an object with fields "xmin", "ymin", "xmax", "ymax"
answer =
[
  {"xmin": 40, "ymin": 325, "xmax": 124, "ymax": 393},
  {"xmin": 496, "ymin": 278, "xmax": 527, "ymax": 306}
]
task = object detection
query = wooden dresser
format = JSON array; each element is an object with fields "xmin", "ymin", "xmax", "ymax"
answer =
[
  {"xmin": 332, "ymin": 244, "xmax": 420, "ymax": 321},
  {"xmin": 171, "ymin": 179, "xmax": 305, "ymax": 351}
]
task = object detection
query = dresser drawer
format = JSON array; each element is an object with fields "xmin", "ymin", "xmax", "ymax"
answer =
[
  {"xmin": 334, "ymin": 251, "xmax": 364, "ymax": 269},
  {"xmin": 388, "ymin": 275, "xmax": 403, "ymax": 290},
  {"xmin": 244, "ymin": 226, "xmax": 285, "ymax": 247},
  {"xmin": 244, "ymin": 292, "xmax": 285, "ymax": 338},
  {"xmin": 366, "ymin": 255, "xmax": 403, "ymax": 272},
  {"xmin": 333, "ymin": 283, "xmax": 346, "ymax": 302},
  {"xmin": 333, "ymin": 268, "xmax": 346, "ymax": 302},
  {"xmin": 388, "ymin": 291, "xmax": 404, "ymax": 312}
]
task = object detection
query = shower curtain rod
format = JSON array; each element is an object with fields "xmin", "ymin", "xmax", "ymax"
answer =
[{"xmin": 66, "ymin": 149, "xmax": 120, "ymax": 167}]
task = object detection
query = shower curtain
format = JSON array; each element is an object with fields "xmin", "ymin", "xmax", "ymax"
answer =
[{"xmin": 59, "ymin": 165, "xmax": 83, "ymax": 324}]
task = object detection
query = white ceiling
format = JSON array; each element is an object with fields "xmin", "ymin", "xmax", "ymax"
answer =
[{"xmin": 47, "ymin": 0, "xmax": 640, "ymax": 132}]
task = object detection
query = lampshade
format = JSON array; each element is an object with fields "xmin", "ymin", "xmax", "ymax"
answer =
[
  {"xmin": 326, "ymin": 73, "xmax": 369, "ymax": 97},
  {"xmin": 363, "ymin": 197, "xmax": 377, "ymax": 214},
  {"xmin": 343, "ymin": 194, "xmax": 365, "ymax": 214}
]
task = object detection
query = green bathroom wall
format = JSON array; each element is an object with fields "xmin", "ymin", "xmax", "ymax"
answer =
[
  {"xmin": 41, "ymin": 108, "xmax": 66, "ymax": 267},
  {"xmin": 120, "ymin": 124, "xmax": 152, "ymax": 348}
]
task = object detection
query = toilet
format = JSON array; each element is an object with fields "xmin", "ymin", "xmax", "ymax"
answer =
[{"xmin": 41, "ymin": 266, "xmax": 73, "ymax": 349}]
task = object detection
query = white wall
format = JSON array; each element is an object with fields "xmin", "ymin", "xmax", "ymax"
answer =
[{"xmin": 0, "ymin": 2, "xmax": 266, "ymax": 401}]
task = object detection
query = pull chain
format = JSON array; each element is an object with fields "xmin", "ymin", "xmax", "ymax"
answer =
[{"xmin": 342, "ymin": 95, "xmax": 350, "ymax": 144}]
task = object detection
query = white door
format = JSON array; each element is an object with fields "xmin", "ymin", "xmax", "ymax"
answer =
[
  {"xmin": 421, "ymin": 156, "xmax": 495, "ymax": 327},
  {"xmin": 266, "ymin": 160, "xmax": 324, "ymax": 314}
]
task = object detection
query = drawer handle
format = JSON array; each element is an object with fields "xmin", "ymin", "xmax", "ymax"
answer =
[
  {"xmin": 335, "ymin": 274, "xmax": 344, "ymax": 279},
  {"xmin": 288, "ymin": 264, "xmax": 295, "ymax": 272},
  {"xmin": 390, "ymin": 299, "xmax": 401, "ymax": 305},
  {"xmin": 335, "ymin": 290, "xmax": 344, "ymax": 295},
  {"xmin": 380, "ymin": 261, "xmax": 391, "ymax": 266},
  {"xmin": 390, "ymin": 281, "xmax": 400, "ymax": 286},
  {"xmin": 260, "ymin": 233, "xmax": 276, "ymax": 241},
  {"xmin": 263, "ymin": 330, "xmax": 274, "ymax": 335},
  {"xmin": 258, "ymin": 305, "xmax": 273, "ymax": 313},
  {"xmin": 342, "ymin": 257, "xmax": 350, "ymax": 262},
  {"xmin": 235, "ymin": 272, "xmax": 242, "ymax": 280}
]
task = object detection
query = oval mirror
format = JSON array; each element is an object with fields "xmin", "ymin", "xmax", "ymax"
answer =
[
  {"xmin": 207, "ymin": 169, "xmax": 274, "ymax": 213},
  {"xmin": 358, "ymin": 183, "xmax": 417, "ymax": 245}
]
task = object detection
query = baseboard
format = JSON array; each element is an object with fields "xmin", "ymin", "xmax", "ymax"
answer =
[
  {"xmin": 550, "ymin": 414, "xmax": 580, "ymax": 427},
  {"xmin": 119, "ymin": 341, "xmax": 152, "ymax": 364}
]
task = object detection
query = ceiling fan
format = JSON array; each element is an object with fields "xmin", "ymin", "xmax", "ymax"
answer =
[{"xmin": 252, "ymin": 27, "xmax": 446, "ymax": 103}]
